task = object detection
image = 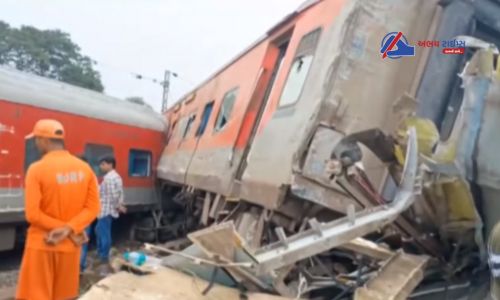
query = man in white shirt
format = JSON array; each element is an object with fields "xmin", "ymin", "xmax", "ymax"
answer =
[{"xmin": 95, "ymin": 155, "xmax": 125, "ymax": 263}]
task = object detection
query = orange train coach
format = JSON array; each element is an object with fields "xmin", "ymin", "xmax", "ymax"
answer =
[{"xmin": 0, "ymin": 66, "xmax": 166, "ymax": 251}]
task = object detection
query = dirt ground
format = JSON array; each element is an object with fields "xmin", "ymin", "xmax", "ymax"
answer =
[
  {"xmin": 80, "ymin": 249, "xmax": 119, "ymax": 294},
  {"xmin": 0, "ymin": 248, "xmax": 22, "ymax": 300},
  {"xmin": 0, "ymin": 286, "xmax": 16, "ymax": 300},
  {"xmin": 0, "ymin": 246, "xmax": 139, "ymax": 299},
  {"xmin": 0, "ymin": 218, "xmax": 137, "ymax": 299}
]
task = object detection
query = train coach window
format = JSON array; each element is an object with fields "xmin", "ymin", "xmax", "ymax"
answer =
[
  {"xmin": 196, "ymin": 101, "xmax": 214, "ymax": 137},
  {"xmin": 279, "ymin": 28, "xmax": 321, "ymax": 107},
  {"xmin": 215, "ymin": 87, "xmax": 239, "ymax": 131},
  {"xmin": 176, "ymin": 116, "xmax": 188, "ymax": 138},
  {"xmin": 24, "ymin": 138, "xmax": 41, "ymax": 171},
  {"xmin": 129, "ymin": 149, "xmax": 151, "ymax": 177},
  {"xmin": 166, "ymin": 120, "xmax": 177, "ymax": 145},
  {"xmin": 183, "ymin": 113, "xmax": 196, "ymax": 139},
  {"xmin": 84, "ymin": 143, "xmax": 114, "ymax": 175}
]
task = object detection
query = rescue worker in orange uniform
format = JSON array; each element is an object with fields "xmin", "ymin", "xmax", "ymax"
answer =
[{"xmin": 16, "ymin": 119, "xmax": 100, "ymax": 300}]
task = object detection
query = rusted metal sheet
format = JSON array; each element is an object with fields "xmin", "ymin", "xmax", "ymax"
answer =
[{"xmin": 354, "ymin": 251, "xmax": 429, "ymax": 300}]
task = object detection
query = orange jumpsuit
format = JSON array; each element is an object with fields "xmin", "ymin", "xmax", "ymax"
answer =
[{"xmin": 16, "ymin": 150, "xmax": 100, "ymax": 300}]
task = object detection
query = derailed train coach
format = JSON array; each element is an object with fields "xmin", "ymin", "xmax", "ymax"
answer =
[
  {"xmin": 157, "ymin": 0, "xmax": 500, "ymax": 244},
  {"xmin": 155, "ymin": 0, "xmax": 500, "ymax": 298},
  {"xmin": 0, "ymin": 66, "xmax": 166, "ymax": 251}
]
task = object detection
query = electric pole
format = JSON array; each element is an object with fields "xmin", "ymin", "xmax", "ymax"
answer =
[
  {"xmin": 161, "ymin": 70, "xmax": 178, "ymax": 113},
  {"xmin": 161, "ymin": 70, "xmax": 171, "ymax": 113}
]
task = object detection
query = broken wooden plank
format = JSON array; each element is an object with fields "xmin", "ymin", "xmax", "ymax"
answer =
[
  {"xmin": 209, "ymin": 194, "xmax": 223, "ymax": 219},
  {"xmin": 354, "ymin": 251, "xmax": 429, "ymax": 300},
  {"xmin": 340, "ymin": 238, "xmax": 394, "ymax": 261},
  {"xmin": 187, "ymin": 222, "xmax": 270, "ymax": 292},
  {"xmin": 188, "ymin": 221, "xmax": 240, "ymax": 261},
  {"xmin": 200, "ymin": 192, "xmax": 212, "ymax": 225},
  {"xmin": 272, "ymin": 265, "xmax": 297, "ymax": 298},
  {"xmin": 144, "ymin": 243, "xmax": 252, "ymax": 268},
  {"xmin": 236, "ymin": 212, "xmax": 263, "ymax": 249}
]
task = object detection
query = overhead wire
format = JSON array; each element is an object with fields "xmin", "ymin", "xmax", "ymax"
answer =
[
  {"xmin": 90, "ymin": 59, "xmax": 198, "ymax": 105},
  {"xmin": 92, "ymin": 59, "xmax": 195, "ymax": 89}
]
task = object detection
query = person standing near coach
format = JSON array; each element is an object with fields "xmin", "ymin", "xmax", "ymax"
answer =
[
  {"xmin": 95, "ymin": 156, "xmax": 126, "ymax": 265},
  {"xmin": 16, "ymin": 119, "xmax": 100, "ymax": 300},
  {"xmin": 77, "ymin": 154, "xmax": 95, "ymax": 272}
]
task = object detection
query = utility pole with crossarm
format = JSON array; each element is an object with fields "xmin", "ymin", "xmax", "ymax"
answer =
[{"xmin": 161, "ymin": 70, "xmax": 178, "ymax": 113}]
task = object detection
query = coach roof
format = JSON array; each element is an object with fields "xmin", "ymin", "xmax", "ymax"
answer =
[
  {"xmin": 0, "ymin": 66, "xmax": 166, "ymax": 132},
  {"xmin": 171, "ymin": 0, "xmax": 321, "ymax": 108}
]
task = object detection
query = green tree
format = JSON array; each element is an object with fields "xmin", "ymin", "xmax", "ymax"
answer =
[{"xmin": 0, "ymin": 21, "xmax": 104, "ymax": 92}]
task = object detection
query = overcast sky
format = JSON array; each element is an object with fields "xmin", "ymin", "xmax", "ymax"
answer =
[{"xmin": 1, "ymin": 0, "xmax": 305, "ymax": 111}]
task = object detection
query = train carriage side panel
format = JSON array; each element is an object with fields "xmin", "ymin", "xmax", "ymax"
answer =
[
  {"xmin": 238, "ymin": 0, "xmax": 348, "ymax": 208},
  {"xmin": 158, "ymin": 35, "xmax": 282, "ymax": 195},
  {"xmin": 183, "ymin": 41, "xmax": 275, "ymax": 196},
  {"xmin": 158, "ymin": 97, "xmax": 199, "ymax": 185},
  {"xmin": 157, "ymin": 2, "xmax": 323, "ymax": 197},
  {"xmin": 0, "ymin": 67, "xmax": 166, "ymax": 224},
  {"xmin": 239, "ymin": 0, "xmax": 439, "ymax": 209},
  {"xmin": 0, "ymin": 100, "xmax": 164, "ymax": 211}
]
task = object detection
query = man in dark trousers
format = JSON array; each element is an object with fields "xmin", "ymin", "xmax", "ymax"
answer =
[
  {"xmin": 78, "ymin": 154, "xmax": 95, "ymax": 272},
  {"xmin": 95, "ymin": 155, "xmax": 125, "ymax": 265}
]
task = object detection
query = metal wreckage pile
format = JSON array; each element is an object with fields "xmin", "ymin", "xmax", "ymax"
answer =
[{"xmin": 81, "ymin": 49, "xmax": 500, "ymax": 300}]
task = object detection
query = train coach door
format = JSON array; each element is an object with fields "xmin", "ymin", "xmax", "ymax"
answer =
[
  {"xmin": 235, "ymin": 32, "xmax": 292, "ymax": 180},
  {"xmin": 0, "ymin": 121, "xmax": 23, "ymax": 250},
  {"xmin": 0, "ymin": 122, "xmax": 23, "ymax": 208}
]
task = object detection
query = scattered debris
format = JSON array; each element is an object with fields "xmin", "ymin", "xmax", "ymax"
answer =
[
  {"xmin": 354, "ymin": 251, "xmax": 429, "ymax": 300},
  {"xmin": 80, "ymin": 267, "xmax": 295, "ymax": 300}
]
